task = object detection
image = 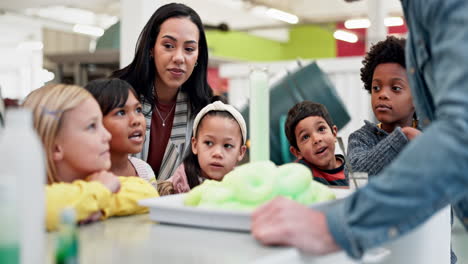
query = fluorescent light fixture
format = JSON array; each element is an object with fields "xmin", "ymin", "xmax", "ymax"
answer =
[
  {"xmin": 73, "ymin": 24, "xmax": 104, "ymax": 37},
  {"xmin": 344, "ymin": 17, "xmax": 404, "ymax": 29},
  {"xmin": 17, "ymin": 41, "xmax": 44, "ymax": 51},
  {"xmin": 266, "ymin": 8, "xmax": 299, "ymax": 24},
  {"xmin": 333, "ymin": 30, "xmax": 358, "ymax": 43},
  {"xmin": 384, "ymin": 17, "xmax": 404, "ymax": 27},
  {"xmin": 344, "ymin": 19, "xmax": 371, "ymax": 29}
]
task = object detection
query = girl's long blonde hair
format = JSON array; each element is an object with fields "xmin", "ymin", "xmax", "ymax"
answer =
[{"xmin": 23, "ymin": 84, "xmax": 93, "ymax": 184}]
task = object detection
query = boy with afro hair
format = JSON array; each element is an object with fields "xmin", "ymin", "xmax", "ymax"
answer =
[{"xmin": 347, "ymin": 35, "xmax": 420, "ymax": 176}]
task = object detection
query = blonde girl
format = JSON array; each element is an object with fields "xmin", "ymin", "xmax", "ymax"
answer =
[{"xmin": 23, "ymin": 84, "xmax": 158, "ymax": 230}]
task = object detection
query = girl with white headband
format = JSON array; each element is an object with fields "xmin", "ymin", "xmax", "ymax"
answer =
[{"xmin": 158, "ymin": 98, "xmax": 247, "ymax": 195}]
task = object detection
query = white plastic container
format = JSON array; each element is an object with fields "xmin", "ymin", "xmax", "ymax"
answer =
[
  {"xmin": 0, "ymin": 172, "xmax": 20, "ymax": 263},
  {"xmin": 0, "ymin": 108, "xmax": 46, "ymax": 264}
]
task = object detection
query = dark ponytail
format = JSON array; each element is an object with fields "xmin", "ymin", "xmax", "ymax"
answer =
[{"xmin": 184, "ymin": 150, "xmax": 202, "ymax": 189}]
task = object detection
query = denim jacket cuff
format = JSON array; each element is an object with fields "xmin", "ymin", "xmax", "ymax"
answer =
[
  {"xmin": 321, "ymin": 199, "xmax": 363, "ymax": 259},
  {"xmin": 453, "ymin": 195, "xmax": 468, "ymax": 231}
]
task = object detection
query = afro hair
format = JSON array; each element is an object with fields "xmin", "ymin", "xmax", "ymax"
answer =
[{"xmin": 360, "ymin": 35, "xmax": 406, "ymax": 93}]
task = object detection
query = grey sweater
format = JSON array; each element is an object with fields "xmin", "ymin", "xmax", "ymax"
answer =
[{"xmin": 347, "ymin": 120, "xmax": 409, "ymax": 176}]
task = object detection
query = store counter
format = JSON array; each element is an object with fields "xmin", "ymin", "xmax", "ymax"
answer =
[
  {"xmin": 46, "ymin": 214, "xmax": 357, "ymax": 264},
  {"xmin": 46, "ymin": 206, "xmax": 450, "ymax": 264}
]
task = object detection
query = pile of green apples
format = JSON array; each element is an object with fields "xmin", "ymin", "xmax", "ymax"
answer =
[{"xmin": 184, "ymin": 161, "xmax": 336, "ymax": 210}]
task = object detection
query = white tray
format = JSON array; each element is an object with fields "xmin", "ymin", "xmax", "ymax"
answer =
[
  {"xmin": 138, "ymin": 188, "xmax": 352, "ymax": 232},
  {"xmin": 139, "ymin": 194, "xmax": 252, "ymax": 231}
]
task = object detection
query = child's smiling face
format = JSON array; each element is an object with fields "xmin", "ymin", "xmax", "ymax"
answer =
[
  {"xmin": 191, "ymin": 115, "xmax": 246, "ymax": 181},
  {"xmin": 371, "ymin": 63, "xmax": 415, "ymax": 131},
  {"xmin": 291, "ymin": 116, "xmax": 338, "ymax": 170}
]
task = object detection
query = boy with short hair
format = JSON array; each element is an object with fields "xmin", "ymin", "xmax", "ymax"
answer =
[{"xmin": 285, "ymin": 101, "xmax": 348, "ymax": 186}]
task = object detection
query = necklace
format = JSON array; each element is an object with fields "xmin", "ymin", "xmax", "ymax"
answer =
[
  {"xmin": 153, "ymin": 84, "xmax": 177, "ymax": 127},
  {"xmin": 154, "ymin": 103, "xmax": 176, "ymax": 127},
  {"xmin": 377, "ymin": 120, "xmax": 418, "ymax": 130}
]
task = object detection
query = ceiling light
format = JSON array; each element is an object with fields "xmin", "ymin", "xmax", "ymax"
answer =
[
  {"xmin": 384, "ymin": 17, "xmax": 404, "ymax": 27},
  {"xmin": 344, "ymin": 19, "xmax": 371, "ymax": 29},
  {"xmin": 266, "ymin": 8, "xmax": 299, "ymax": 24},
  {"xmin": 73, "ymin": 24, "xmax": 104, "ymax": 37},
  {"xmin": 333, "ymin": 30, "xmax": 358, "ymax": 43},
  {"xmin": 344, "ymin": 17, "xmax": 404, "ymax": 29}
]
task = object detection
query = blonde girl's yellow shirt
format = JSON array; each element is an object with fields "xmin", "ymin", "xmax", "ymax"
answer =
[{"xmin": 46, "ymin": 176, "xmax": 159, "ymax": 231}]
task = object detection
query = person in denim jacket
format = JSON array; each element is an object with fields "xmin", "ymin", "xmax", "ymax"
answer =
[{"xmin": 252, "ymin": 0, "xmax": 468, "ymax": 260}]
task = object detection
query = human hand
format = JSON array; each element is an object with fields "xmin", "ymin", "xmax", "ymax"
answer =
[
  {"xmin": 251, "ymin": 196, "xmax": 341, "ymax": 255},
  {"xmin": 401, "ymin": 127, "xmax": 421, "ymax": 141},
  {"xmin": 88, "ymin": 171, "xmax": 121, "ymax": 193},
  {"xmin": 78, "ymin": 210, "xmax": 103, "ymax": 225}
]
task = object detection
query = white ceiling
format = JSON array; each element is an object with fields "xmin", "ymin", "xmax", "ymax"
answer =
[
  {"xmin": 1, "ymin": 0, "xmax": 118, "ymax": 14},
  {"xmin": 1, "ymin": 0, "xmax": 403, "ymax": 30},
  {"xmin": 253, "ymin": 0, "xmax": 403, "ymax": 23}
]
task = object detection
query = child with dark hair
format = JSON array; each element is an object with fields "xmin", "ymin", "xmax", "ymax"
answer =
[
  {"xmin": 285, "ymin": 101, "xmax": 348, "ymax": 186},
  {"xmin": 348, "ymin": 36, "xmax": 420, "ymax": 176},
  {"xmin": 350, "ymin": 35, "xmax": 460, "ymax": 264},
  {"xmin": 85, "ymin": 78, "xmax": 157, "ymax": 189},
  {"xmin": 158, "ymin": 99, "xmax": 246, "ymax": 195}
]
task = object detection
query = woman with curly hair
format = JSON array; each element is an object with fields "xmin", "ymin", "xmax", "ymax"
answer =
[{"xmin": 347, "ymin": 35, "xmax": 421, "ymax": 176}]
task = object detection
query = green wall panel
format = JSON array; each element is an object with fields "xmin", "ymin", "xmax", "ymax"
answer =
[{"xmin": 96, "ymin": 22, "xmax": 336, "ymax": 61}]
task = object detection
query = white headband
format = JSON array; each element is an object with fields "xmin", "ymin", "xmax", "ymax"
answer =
[{"xmin": 192, "ymin": 101, "xmax": 247, "ymax": 144}]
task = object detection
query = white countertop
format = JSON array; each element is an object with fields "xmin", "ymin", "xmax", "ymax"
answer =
[
  {"xmin": 46, "ymin": 205, "xmax": 450, "ymax": 264},
  {"xmin": 46, "ymin": 214, "xmax": 357, "ymax": 264}
]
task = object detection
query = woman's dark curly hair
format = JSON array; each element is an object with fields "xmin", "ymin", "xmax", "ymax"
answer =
[{"xmin": 360, "ymin": 36, "xmax": 406, "ymax": 93}]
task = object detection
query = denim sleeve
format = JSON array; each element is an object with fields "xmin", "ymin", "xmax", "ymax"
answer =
[
  {"xmin": 322, "ymin": 0, "xmax": 468, "ymax": 259},
  {"xmin": 453, "ymin": 195, "xmax": 468, "ymax": 231}
]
